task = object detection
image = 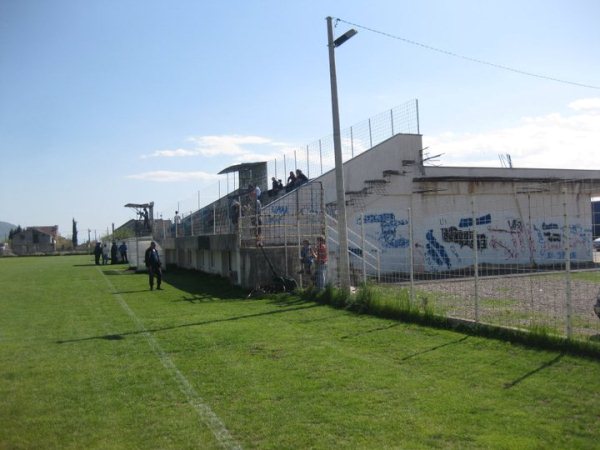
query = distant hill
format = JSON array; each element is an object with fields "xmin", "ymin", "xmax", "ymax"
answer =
[{"xmin": 0, "ymin": 221, "xmax": 17, "ymax": 240}]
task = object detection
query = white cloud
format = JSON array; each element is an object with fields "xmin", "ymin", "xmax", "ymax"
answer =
[
  {"xmin": 142, "ymin": 135, "xmax": 291, "ymax": 159},
  {"xmin": 424, "ymin": 98, "xmax": 600, "ymax": 169},
  {"xmin": 568, "ymin": 97, "xmax": 600, "ymax": 112},
  {"xmin": 126, "ymin": 170, "xmax": 220, "ymax": 183}
]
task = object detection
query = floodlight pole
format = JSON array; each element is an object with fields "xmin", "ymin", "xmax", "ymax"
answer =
[{"xmin": 327, "ymin": 16, "xmax": 355, "ymax": 294}]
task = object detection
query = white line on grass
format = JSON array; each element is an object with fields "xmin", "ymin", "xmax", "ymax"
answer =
[{"xmin": 99, "ymin": 270, "xmax": 242, "ymax": 450}]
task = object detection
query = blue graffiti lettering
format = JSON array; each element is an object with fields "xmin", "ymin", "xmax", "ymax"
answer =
[
  {"xmin": 426, "ymin": 230, "xmax": 451, "ymax": 269},
  {"xmin": 458, "ymin": 213, "xmax": 492, "ymax": 228}
]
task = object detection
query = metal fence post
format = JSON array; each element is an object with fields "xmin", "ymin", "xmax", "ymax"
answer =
[
  {"xmin": 563, "ymin": 186, "xmax": 573, "ymax": 338},
  {"xmin": 390, "ymin": 108, "xmax": 395, "ymax": 136},
  {"xmin": 416, "ymin": 99, "xmax": 420, "ymax": 135},
  {"xmin": 360, "ymin": 213, "xmax": 366, "ymax": 284},
  {"xmin": 408, "ymin": 207, "xmax": 415, "ymax": 304},
  {"xmin": 350, "ymin": 127, "xmax": 354, "ymax": 158},
  {"xmin": 368, "ymin": 118, "xmax": 373, "ymax": 148},
  {"xmin": 471, "ymin": 197, "xmax": 479, "ymax": 323},
  {"xmin": 296, "ymin": 189, "xmax": 301, "ymax": 280},
  {"xmin": 319, "ymin": 139, "xmax": 323, "ymax": 175},
  {"xmin": 306, "ymin": 145, "xmax": 310, "ymax": 179}
]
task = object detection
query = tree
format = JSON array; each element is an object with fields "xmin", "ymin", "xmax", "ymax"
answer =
[
  {"xmin": 8, "ymin": 225, "xmax": 22, "ymax": 240},
  {"xmin": 72, "ymin": 218, "xmax": 78, "ymax": 247}
]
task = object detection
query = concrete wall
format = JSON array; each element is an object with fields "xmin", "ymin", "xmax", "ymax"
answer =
[
  {"xmin": 127, "ymin": 238, "xmax": 165, "ymax": 272},
  {"xmin": 157, "ymin": 131, "xmax": 600, "ymax": 285}
]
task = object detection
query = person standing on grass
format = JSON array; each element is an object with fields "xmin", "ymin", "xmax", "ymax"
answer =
[
  {"xmin": 93, "ymin": 242, "xmax": 102, "ymax": 265},
  {"xmin": 102, "ymin": 243, "xmax": 109, "ymax": 265},
  {"xmin": 119, "ymin": 241, "xmax": 128, "ymax": 264},
  {"xmin": 110, "ymin": 242, "xmax": 118, "ymax": 264},
  {"xmin": 144, "ymin": 241, "xmax": 163, "ymax": 291},
  {"xmin": 314, "ymin": 235, "xmax": 328, "ymax": 289}
]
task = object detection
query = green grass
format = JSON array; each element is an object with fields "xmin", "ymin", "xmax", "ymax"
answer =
[{"xmin": 2, "ymin": 256, "xmax": 600, "ymax": 449}]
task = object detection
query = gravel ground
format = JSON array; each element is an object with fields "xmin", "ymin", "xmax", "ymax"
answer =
[{"xmin": 413, "ymin": 272, "xmax": 600, "ymax": 340}]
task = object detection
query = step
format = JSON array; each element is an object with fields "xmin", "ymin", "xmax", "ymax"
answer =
[{"xmin": 364, "ymin": 179, "xmax": 388, "ymax": 185}]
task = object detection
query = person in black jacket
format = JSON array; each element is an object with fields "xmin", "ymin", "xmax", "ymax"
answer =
[
  {"xmin": 93, "ymin": 242, "xmax": 102, "ymax": 265},
  {"xmin": 144, "ymin": 241, "xmax": 163, "ymax": 290}
]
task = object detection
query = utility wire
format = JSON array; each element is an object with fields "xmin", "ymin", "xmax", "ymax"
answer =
[{"xmin": 334, "ymin": 17, "xmax": 600, "ymax": 90}]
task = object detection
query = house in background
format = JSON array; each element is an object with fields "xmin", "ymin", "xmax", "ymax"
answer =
[{"xmin": 11, "ymin": 226, "xmax": 58, "ymax": 255}]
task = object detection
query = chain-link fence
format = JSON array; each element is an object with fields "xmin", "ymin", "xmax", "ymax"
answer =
[
  {"xmin": 266, "ymin": 99, "xmax": 420, "ymax": 183},
  {"xmin": 333, "ymin": 179, "xmax": 600, "ymax": 342}
]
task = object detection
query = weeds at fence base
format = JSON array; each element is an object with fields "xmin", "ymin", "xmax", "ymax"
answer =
[{"xmin": 300, "ymin": 283, "xmax": 600, "ymax": 359}]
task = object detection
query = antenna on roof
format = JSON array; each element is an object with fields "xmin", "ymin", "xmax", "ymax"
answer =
[{"xmin": 499, "ymin": 154, "xmax": 513, "ymax": 168}]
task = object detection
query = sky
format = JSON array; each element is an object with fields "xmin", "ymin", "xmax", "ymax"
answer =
[{"xmin": 1, "ymin": 0, "xmax": 599, "ymax": 239}]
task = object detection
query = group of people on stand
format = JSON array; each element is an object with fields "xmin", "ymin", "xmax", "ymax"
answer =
[
  {"xmin": 267, "ymin": 169, "xmax": 310, "ymax": 197},
  {"xmin": 93, "ymin": 241, "xmax": 128, "ymax": 265}
]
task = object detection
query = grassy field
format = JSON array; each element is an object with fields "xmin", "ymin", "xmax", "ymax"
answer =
[{"xmin": 1, "ymin": 255, "xmax": 600, "ymax": 449}]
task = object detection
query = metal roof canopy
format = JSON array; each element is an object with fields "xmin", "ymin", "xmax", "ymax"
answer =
[
  {"xmin": 124, "ymin": 202, "xmax": 154, "ymax": 208},
  {"xmin": 218, "ymin": 162, "xmax": 267, "ymax": 175}
]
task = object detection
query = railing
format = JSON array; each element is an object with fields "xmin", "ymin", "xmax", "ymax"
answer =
[
  {"xmin": 326, "ymin": 213, "xmax": 381, "ymax": 284},
  {"xmin": 155, "ymin": 99, "xmax": 420, "ymax": 222}
]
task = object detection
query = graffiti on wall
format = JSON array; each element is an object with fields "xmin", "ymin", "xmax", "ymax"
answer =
[
  {"xmin": 441, "ymin": 226, "xmax": 487, "ymax": 250},
  {"xmin": 360, "ymin": 213, "xmax": 410, "ymax": 249},
  {"xmin": 264, "ymin": 205, "xmax": 288, "ymax": 225},
  {"xmin": 355, "ymin": 206, "xmax": 591, "ymax": 273},
  {"xmin": 425, "ymin": 229, "xmax": 451, "ymax": 270}
]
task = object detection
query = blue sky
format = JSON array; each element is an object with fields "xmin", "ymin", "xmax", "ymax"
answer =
[{"xmin": 1, "ymin": 0, "xmax": 599, "ymax": 239}]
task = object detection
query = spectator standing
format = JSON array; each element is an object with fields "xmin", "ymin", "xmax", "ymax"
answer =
[
  {"xmin": 119, "ymin": 241, "xmax": 128, "ymax": 264},
  {"xmin": 93, "ymin": 242, "xmax": 102, "ymax": 265},
  {"xmin": 102, "ymin": 243, "xmax": 109, "ymax": 265},
  {"xmin": 110, "ymin": 242, "xmax": 118, "ymax": 264},
  {"xmin": 299, "ymin": 239, "xmax": 314, "ymax": 275},
  {"xmin": 314, "ymin": 236, "xmax": 328, "ymax": 289},
  {"xmin": 144, "ymin": 241, "xmax": 163, "ymax": 290}
]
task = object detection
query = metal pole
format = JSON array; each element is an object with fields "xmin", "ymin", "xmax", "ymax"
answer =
[
  {"xmin": 294, "ymin": 149, "xmax": 297, "ymax": 171},
  {"xmin": 471, "ymin": 197, "xmax": 479, "ymax": 323},
  {"xmin": 416, "ymin": 99, "xmax": 420, "ymax": 135},
  {"xmin": 327, "ymin": 16, "xmax": 351, "ymax": 293},
  {"xmin": 306, "ymin": 145, "xmax": 310, "ymax": 178},
  {"xmin": 368, "ymin": 118, "xmax": 373, "ymax": 148},
  {"xmin": 319, "ymin": 139, "xmax": 323, "ymax": 175},
  {"xmin": 297, "ymin": 189, "xmax": 301, "ymax": 283},
  {"xmin": 408, "ymin": 207, "xmax": 415, "ymax": 304},
  {"xmin": 350, "ymin": 126, "xmax": 354, "ymax": 158},
  {"xmin": 390, "ymin": 108, "xmax": 395, "ymax": 136},
  {"xmin": 360, "ymin": 213, "xmax": 366, "ymax": 284},
  {"xmin": 563, "ymin": 187, "xmax": 573, "ymax": 338}
]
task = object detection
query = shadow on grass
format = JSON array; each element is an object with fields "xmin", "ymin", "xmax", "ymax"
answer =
[
  {"xmin": 341, "ymin": 322, "xmax": 402, "ymax": 339},
  {"xmin": 56, "ymin": 303, "xmax": 322, "ymax": 344},
  {"xmin": 504, "ymin": 353, "xmax": 564, "ymax": 389},
  {"xmin": 164, "ymin": 267, "xmax": 246, "ymax": 301},
  {"xmin": 399, "ymin": 335, "xmax": 470, "ymax": 361}
]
